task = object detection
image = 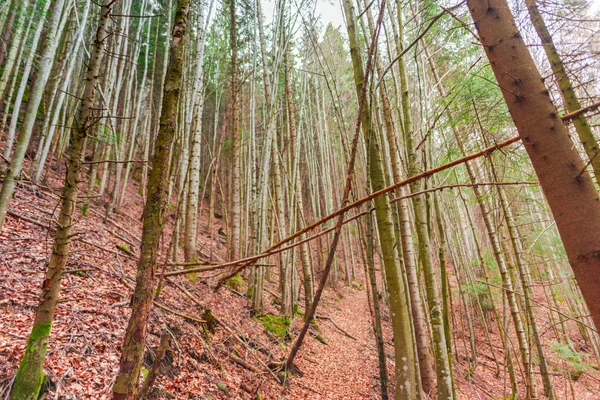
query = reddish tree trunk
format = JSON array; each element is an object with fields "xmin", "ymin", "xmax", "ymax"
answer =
[{"xmin": 467, "ymin": 0, "xmax": 600, "ymax": 329}]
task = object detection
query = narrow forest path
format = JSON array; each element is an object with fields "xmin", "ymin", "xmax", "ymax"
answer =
[{"xmin": 290, "ymin": 281, "xmax": 392, "ymax": 399}]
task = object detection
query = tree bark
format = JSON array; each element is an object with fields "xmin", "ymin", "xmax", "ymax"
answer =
[
  {"xmin": 524, "ymin": 0, "xmax": 600, "ymax": 185},
  {"xmin": 9, "ymin": 1, "xmax": 114, "ymax": 397},
  {"xmin": 467, "ymin": 0, "xmax": 600, "ymax": 331},
  {"xmin": 343, "ymin": 0, "xmax": 417, "ymax": 397},
  {"xmin": 112, "ymin": 0, "xmax": 189, "ymax": 397},
  {"xmin": 229, "ymin": 0, "xmax": 241, "ymax": 262}
]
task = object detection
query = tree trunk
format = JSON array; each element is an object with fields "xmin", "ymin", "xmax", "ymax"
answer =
[
  {"xmin": 394, "ymin": 4, "xmax": 453, "ymax": 398},
  {"xmin": 112, "ymin": 0, "xmax": 189, "ymax": 396},
  {"xmin": 524, "ymin": 0, "xmax": 600, "ymax": 185},
  {"xmin": 183, "ymin": 1, "xmax": 207, "ymax": 261},
  {"xmin": 9, "ymin": 2, "xmax": 114, "ymax": 397},
  {"xmin": 229, "ymin": 0, "xmax": 241, "ymax": 262},
  {"xmin": 343, "ymin": 0, "xmax": 417, "ymax": 397},
  {"xmin": 467, "ymin": 0, "xmax": 600, "ymax": 331}
]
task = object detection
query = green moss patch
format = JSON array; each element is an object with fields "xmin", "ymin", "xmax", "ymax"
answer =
[
  {"xmin": 225, "ymin": 273, "xmax": 246, "ymax": 292},
  {"xmin": 116, "ymin": 244, "xmax": 131, "ymax": 253},
  {"xmin": 255, "ymin": 314, "xmax": 291, "ymax": 340},
  {"xmin": 29, "ymin": 321, "xmax": 52, "ymax": 343}
]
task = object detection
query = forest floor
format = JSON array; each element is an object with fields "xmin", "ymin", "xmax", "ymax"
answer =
[{"xmin": 1, "ymin": 158, "xmax": 600, "ymax": 399}]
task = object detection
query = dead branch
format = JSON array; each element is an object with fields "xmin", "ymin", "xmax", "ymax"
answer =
[
  {"xmin": 6, "ymin": 210, "xmax": 55, "ymax": 230},
  {"xmin": 316, "ymin": 316, "xmax": 358, "ymax": 341},
  {"xmin": 562, "ymin": 100, "xmax": 600, "ymax": 121},
  {"xmin": 229, "ymin": 354, "xmax": 262, "ymax": 373},
  {"xmin": 172, "ymin": 136, "xmax": 521, "ymax": 281},
  {"xmin": 390, "ymin": 180, "xmax": 538, "ymax": 203}
]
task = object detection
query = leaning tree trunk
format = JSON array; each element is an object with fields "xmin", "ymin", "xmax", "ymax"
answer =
[
  {"xmin": 112, "ymin": 0, "xmax": 189, "ymax": 397},
  {"xmin": 467, "ymin": 0, "xmax": 600, "ymax": 331},
  {"xmin": 524, "ymin": 0, "xmax": 600, "ymax": 186},
  {"xmin": 9, "ymin": 2, "xmax": 114, "ymax": 398}
]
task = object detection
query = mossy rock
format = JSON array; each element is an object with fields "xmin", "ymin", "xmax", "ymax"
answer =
[
  {"xmin": 215, "ymin": 381, "xmax": 230, "ymax": 395},
  {"xmin": 277, "ymin": 370, "xmax": 288, "ymax": 384},
  {"xmin": 225, "ymin": 273, "xmax": 246, "ymax": 292},
  {"xmin": 254, "ymin": 314, "xmax": 291, "ymax": 340}
]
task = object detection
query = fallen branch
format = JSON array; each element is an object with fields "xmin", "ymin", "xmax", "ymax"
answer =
[
  {"xmin": 316, "ymin": 316, "xmax": 357, "ymax": 341},
  {"xmin": 78, "ymin": 238, "xmax": 137, "ymax": 261},
  {"xmin": 6, "ymin": 209, "xmax": 55, "ymax": 231},
  {"xmin": 229, "ymin": 354, "xmax": 262, "ymax": 373},
  {"xmin": 110, "ymin": 266, "xmax": 206, "ymax": 325},
  {"xmin": 390, "ymin": 180, "xmax": 538, "ymax": 203},
  {"xmin": 172, "ymin": 136, "xmax": 521, "ymax": 281},
  {"xmin": 166, "ymin": 279, "xmax": 281, "ymax": 383}
]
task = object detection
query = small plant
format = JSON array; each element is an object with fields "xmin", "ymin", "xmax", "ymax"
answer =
[
  {"xmin": 462, "ymin": 282, "xmax": 494, "ymax": 313},
  {"xmin": 550, "ymin": 341, "xmax": 595, "ymax": 380}
]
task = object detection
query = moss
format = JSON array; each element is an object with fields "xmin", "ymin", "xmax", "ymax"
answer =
[
  {"xmin": 215, "ymin": 381, "xmax": 229, "ymax": 395},
  {"xmin": 29, "ymin": 322, "xmax": 52, "ymax": 344},
  {"xmin": 11, "ymin": 323, "xmax": 52, "ymax": 400},
  {"xmin": 255, "ymin": 314, "xmax": 291, "ymax": 339},
  {"xmin": 225, "ymin": 273, "xmax": 245, "ymax": 292},
  {"xmin": 186, "ymin": 272, "xmax": 197, "ymax": 282},
  {"xmin": 81, "ymin": 203, "xmax": 89, "ymax": 217},
  {"xmin": 293, "ymin": 304, "xmax": 303, "ymax": 318},
  {"xmin": 314, "ymin": 333, "xmax": 328, "ymax": 345},
  {"xmin": 154, "ymin": 283, "xmax": 163, "ymax": 298},
  {"xmin": 116, "ymin": 243, "xmax": 131, "ymax": 253}
]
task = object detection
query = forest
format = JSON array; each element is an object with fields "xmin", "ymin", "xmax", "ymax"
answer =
[{"xmin": 1, "ymin": 0, "xmax": 600, "ymax": 398}]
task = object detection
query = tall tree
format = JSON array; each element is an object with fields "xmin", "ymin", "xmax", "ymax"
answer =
[
  {"xmin": 524, "ymin": 0, "xmax": 600, "ymax": 185},
  {"xmin": 184, "ymin": 1, "xmax": 208, "ymax": 261},
  {"xmin": 113, "ymin": 0, "xmax": 190, "ymax": 396},
  {"xmin": 466, "ymin": 0, "xmax": 600, "ymax": 331},
  {"xmin": 342, "ymin": 0, "xmax": 417, "ymax": 397},
  {"xmin": 9, "ymin": 1, "xmax": 115, "ymax": 397},
  {"xmin": 229, "ymin": 0, "xmax": 241, "ymax": 262}
]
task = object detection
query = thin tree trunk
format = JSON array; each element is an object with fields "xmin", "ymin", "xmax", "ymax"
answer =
[
  {"xmin": 183, "ymin": 2, "xmax": 207, "ymax": 261},
  {"xmin": 0, "ymin": 0, "xmax": 52, "ymax": 174},
  {"xmin": 342, "ymin": 0, "xmax": 417, "ymax": 397},
  {"xmin": 229, "ymin": 0, "xmax": 241, "ymax": 262},
  {"xmin": 112, "ymin": 0, "xmax": 189, "ymax": 396},
  {"xmin": 9, "ymin": 2, "xmax": 114, "ymax": 397},
  {"xmin": 394, "ymin": 4, "xmax": 453, "ymax": 398}
]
